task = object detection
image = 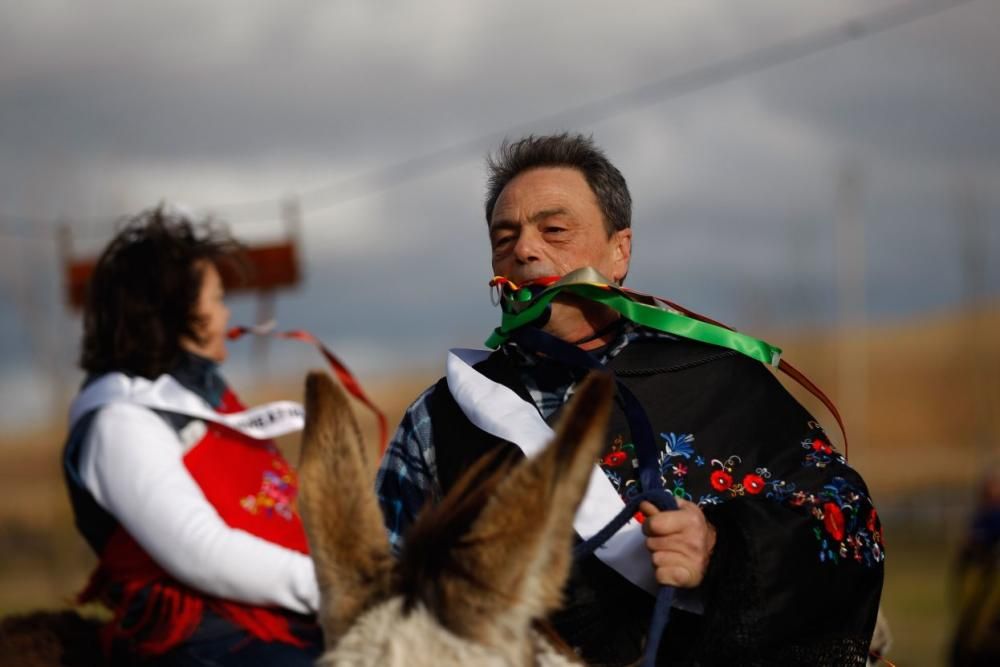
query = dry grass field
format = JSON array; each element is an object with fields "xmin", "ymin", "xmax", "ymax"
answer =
[{"xmin": 1, "ymin": 306, "xmax": 996, "ymax": 665}]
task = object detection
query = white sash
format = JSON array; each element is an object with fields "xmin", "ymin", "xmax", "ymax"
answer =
[
  {"xmin": 69, "ymin": 372, "xmax": 304, "ymax": 441},
  {"xmin": 446, "ymin": 348, "xmax": 658, "ymax": 595}
]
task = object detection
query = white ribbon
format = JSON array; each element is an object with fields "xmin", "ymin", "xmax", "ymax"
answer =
[
  {"xmin": 446, "ymin": 349, "xmax": 658, "ymax": 595},
  {"xmin": 69, "ymin": 372, "xmax": 304, "ymax": 441}
]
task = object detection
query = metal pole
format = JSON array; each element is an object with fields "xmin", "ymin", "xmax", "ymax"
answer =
[{"xmin": 835, "ymin": 161, "xmax": 868, "ymax": 463}]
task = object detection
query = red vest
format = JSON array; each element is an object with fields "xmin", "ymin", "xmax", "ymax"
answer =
[{"xmin": 80, "ymin": 388, "xmax": 315, "ymax": 656}]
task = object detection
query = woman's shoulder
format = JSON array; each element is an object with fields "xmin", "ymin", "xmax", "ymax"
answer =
[
  {"xmin": 87, "ymin": 401, "xmax": 177, "ymax": 449},
  {"xmin": 92, "ymin": 399, "xmax": 163, "ymax": 423},
  {"xmin": 71, "ymin": 370, "xmax": 209, "ymax": 428},
  {"xmin": 78, "ymin": 372, "xmax": 181, "ymax": 443},
  {"xmin": 71, "ymin": 372, "xmax": 147, "ymax": 426}
]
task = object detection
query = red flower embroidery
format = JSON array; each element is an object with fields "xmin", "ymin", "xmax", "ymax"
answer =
[
  {"xmin": 823, "ymin": 502, "xmax": 845, "ymax": 541},
  {"xmin": 742, "ymin": 473, "xmax": 765, "ymax": 495},
  {"xmin": 602, "ymin": 451, "xmax": 628, "ymax": 467},
  {"xmin": 867, "ymin": 508, "xmax": 880, "ymax": 534},
  {"xmin": 710, "ymin": 470, "xmax": 733, "ymax": 492},
  {"xmin": 812, "ymin": 438, "xmax": 833, "ymax": 455}
]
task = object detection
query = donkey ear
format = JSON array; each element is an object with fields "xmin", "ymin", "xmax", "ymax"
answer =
[
  {"xmin": 435, "ymin": 372, "xmax": 615, "ymax": 645},
  {"xmin": 298, "ymin": 371, "xmax": 393, "ymax": 644}
]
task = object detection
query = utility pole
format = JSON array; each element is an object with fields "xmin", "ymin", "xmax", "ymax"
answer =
[
  {"xmin": 835, "ymin": 162, "xmax": 868, "ymax": 465},
  {"xmin": 248, "ymin": 195, "xmax": 304, "ymax": 372},
  {"xmin": 955, "ymin": 176, "xmax": 994, "ymax": 466}
]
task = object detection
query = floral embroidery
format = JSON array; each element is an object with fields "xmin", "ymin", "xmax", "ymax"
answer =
[
  {"xmin": 655, "ymin": 433, "xmax": 701, "ymax": 501},
  {"xmin": 240, "ymin": 460, "xmax": 298, "ymax": 521},
  {"xmin": 822, "ymin": 502, "xmax": 846, "ymax": 541},
  {"xmin": 600, "ymin": 427, "xmax": 884, "ymax": 568},
  {"xmin": 660, "ymin": 432, "xmax": 695, "ymax": 459},
  {"xmin": 671, "ymin": 480, "xmax": 693, "ymax": 502},
  {"xmin": 601, "ymin": 434, "xmax": 636, "ymax": 468},
  {"xmin": 604, "ymin": 468, "xmax": 624, "ymax": 492},
  {"xmin": 657, "ymin": 431, "xmax": 882, "ymax": 567},
  {"xmin": 703, "ymin": 456, "xmax": 774, "ymax": 499},
  {"xmin": 710, "ymin": 469, "xmax": 734, "ymax": 492},
  {"xmin": 742, "ymin": 473, "xmax": 766, "ymax": 495},
  {"xmin": 603, "ymin": 450, "xmax": 628, "ymax": 467},
  {"xmin": 622, "ymin": 479, "xmax": 642, "ymax": 503},
  {"xmin": 765, "ymin": 479, "xmax": 797, "ymax": 503},
  {"xmin": 801, "ymin": 425, "xmax": 846, "ymax": 469},
  {"xmin": 806, "ymin": 477, "xmax": 884, "ymax": 566}
]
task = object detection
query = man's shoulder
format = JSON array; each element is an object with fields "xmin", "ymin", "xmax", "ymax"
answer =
[
  {"xmin": 618, "ymin": 329, "xmax": 786, "ymax": 380},
  {"xmin": 616, "ymin": 332, "xmax": 814, "ymax": 429},
  {"xmin": 406, "ymin": 381, "xmax": 442, "ymax": 412},
  {"xmin": 397, "ymin": 348, "xmax": 511, "ymax": 427},
  {"xmin": 402, "ymin": 375, "xmax": 468, "ymax": 432},
  {"xmin": 611, "ymin": 332, "xmax": 742, "ymax": 374}
]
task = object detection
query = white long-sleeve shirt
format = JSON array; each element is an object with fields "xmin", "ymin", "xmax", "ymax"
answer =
[{"xmin": 78, "ymin": 401, "xmax": 320, "ymax": 615}]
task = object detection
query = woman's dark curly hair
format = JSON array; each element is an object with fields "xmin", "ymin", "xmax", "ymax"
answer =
[{"xmin": 80, "ymin": 206, "xmax": 242, "ymax": 379}]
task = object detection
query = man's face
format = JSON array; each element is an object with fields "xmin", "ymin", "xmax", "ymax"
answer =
[{"xmin": 489, "ymin": 167, "xmax": 632, "ymax": 285}]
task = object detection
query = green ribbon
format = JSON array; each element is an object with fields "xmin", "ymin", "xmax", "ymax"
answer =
[{"xmin": 485, "ymin": 267, "xmax": 782, "ymax": 367}]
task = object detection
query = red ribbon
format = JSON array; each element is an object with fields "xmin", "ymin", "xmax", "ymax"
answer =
[
  {"xmin": 642, "ymin": 294, "xmax": 849, "ymax": 459},
  {"xmin": 227, "ymin": 325, "xmax": 389, "ymax": 453},
  {"xmin": 491, "ymin": 275, "xmax": 849, "ymax": 458}
]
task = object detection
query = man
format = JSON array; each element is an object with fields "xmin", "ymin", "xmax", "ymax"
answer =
[
  {"xmin": 949, "ymin": 465, "xmax": 1000, "ymax": 665},
  {"xmin": 376, "ymin": 133, "xmax": 884, "ymax": 665}
]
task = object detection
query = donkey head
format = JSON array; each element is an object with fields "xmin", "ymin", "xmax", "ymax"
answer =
[{"xmin": 297, "ymin": 371, "xmax": 614, "ymax": 666}]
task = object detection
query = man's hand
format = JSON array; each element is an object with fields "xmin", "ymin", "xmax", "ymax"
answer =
[{"xmin": 639, "ymin": 498, "xmax": 717, "ymax": 588}]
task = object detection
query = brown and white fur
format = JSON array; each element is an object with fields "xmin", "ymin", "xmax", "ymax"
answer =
[{"xmin": 297, "ymin": 371, "xmax": 616, "ymax": 666}]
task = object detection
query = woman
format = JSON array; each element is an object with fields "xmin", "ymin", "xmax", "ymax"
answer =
[{"xmin": 62, "ymin": 207, "xmax": 322, "ymax": 666}]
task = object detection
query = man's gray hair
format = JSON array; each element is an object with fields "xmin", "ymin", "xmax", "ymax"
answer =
[{"xmin": 484, "ymin": 133, "xmax": 632, "ymax": 236}]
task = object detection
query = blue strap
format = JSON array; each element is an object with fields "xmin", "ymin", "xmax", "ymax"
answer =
[
  {"xmin": 572, "ymin": 488, "xmax": 678, "ymax": 667},
  {"xmin": 509, "ymin": 327, "xmax": 678, "ymax": 665},
  {"xmin": 510, "ymin": 327, "xmax": 662, "ymax": 491}
]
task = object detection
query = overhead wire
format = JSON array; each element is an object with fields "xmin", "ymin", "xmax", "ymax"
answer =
[
  {"xmin": 0, "ymin": 0, "xmax": 978, "ymax": 237},
  {"xmin": 208, "ymin": 0, "xmax": 977, "ymax": 218}
]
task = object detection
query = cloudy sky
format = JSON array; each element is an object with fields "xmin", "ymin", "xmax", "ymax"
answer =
[{"xmin": 1, "ymin": 0, "xmax": 998, "ymax": 428}]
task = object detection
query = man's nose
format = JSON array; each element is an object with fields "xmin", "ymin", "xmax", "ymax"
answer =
[{"xmin": 513, "ymin": 228, "xmax": 543, "ymax": 263}]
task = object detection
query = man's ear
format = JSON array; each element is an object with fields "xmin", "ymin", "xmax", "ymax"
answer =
[{"xmin": 612, "ymin": 227, "xmax": 632, "ymax": 284}]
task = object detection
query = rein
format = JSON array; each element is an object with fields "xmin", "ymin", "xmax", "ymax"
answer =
[
  {"xmin": 573, "ymin": 489, "xmax": 678, "ymax": 667},
  {"xmin": 507, "ymin": 325, "xmax": 675, "ymax": 667},
  {"xmin": 227, "ymin": 322, "xmax": 389, "ymax": 452}
]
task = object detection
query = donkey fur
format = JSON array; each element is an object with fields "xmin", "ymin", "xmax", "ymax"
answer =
[
  {"xmin": 298, "ymin": 371, "xmax": 615, "ymax": 666},
  {"xmin": 0, "ymin": 610, "xmax": 102, "ymax": 667}
]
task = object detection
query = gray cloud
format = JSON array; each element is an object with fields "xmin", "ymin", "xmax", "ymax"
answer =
[{"xmin": 1, "ymin": 0, "xmax": 998, "ymax": 428}]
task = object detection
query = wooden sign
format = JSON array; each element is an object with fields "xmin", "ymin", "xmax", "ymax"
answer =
[{"xmin": 62, "ymin": 240, "xmax": 301, "ymax": 310}]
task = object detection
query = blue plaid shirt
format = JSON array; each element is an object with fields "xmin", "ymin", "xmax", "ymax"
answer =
[{"xmin": 374, "ymin": 322, "xmax": 674, "ymax": 552}]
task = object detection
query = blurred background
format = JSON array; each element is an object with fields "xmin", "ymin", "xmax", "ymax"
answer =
[{"xmin": 1, "ymin": 1, "xmax": 997, "ymax": 663}]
